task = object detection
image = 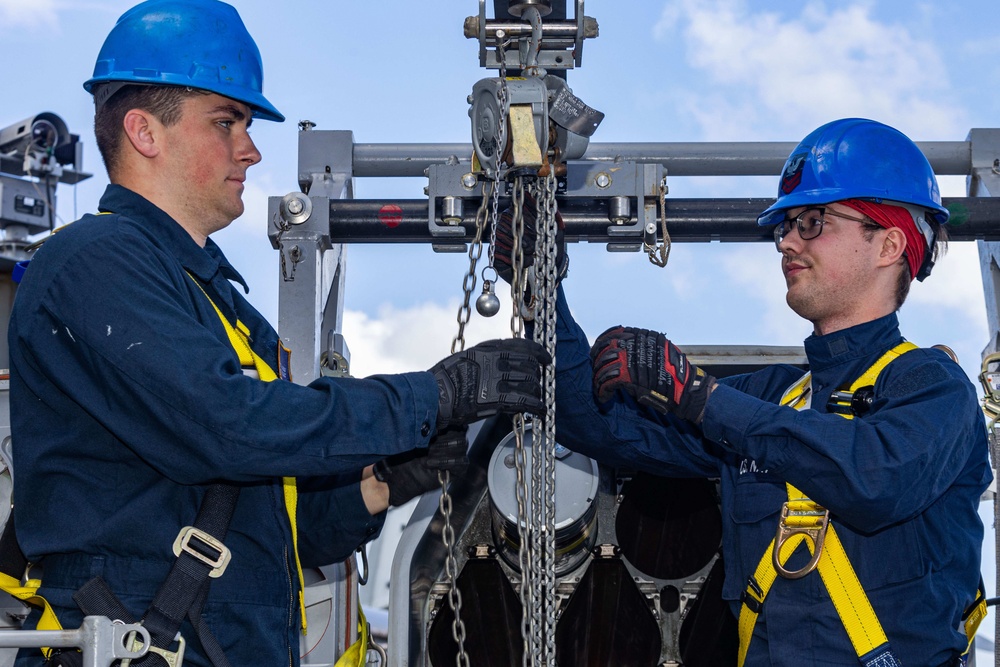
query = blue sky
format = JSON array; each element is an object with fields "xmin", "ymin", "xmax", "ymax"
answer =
[{"xmin": 4, "ymin": 0, "xmax": 1000, "ymax": 651}]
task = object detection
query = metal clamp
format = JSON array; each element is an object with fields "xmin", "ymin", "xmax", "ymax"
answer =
[
  {"xmin": 773, "ymin": 500, "xmax": 829, "ymax": 579},
  {"xmin": 172, "ymin": 526, "xmax": 231, "ymax": 578}
]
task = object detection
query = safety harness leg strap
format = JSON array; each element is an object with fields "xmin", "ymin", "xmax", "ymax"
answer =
[{"xmin": 74, "ymin": 482, "xmax": 239, "ymax": 667}]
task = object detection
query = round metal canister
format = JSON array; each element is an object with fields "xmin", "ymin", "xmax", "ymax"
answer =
[{"xmin": 487, "ymin": 424, "xmax": 600, "ymax": 576}]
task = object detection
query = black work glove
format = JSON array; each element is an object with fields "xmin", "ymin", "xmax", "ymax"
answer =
[
  {"xmin": 494, "ymin": 192, "xmax": 568, "ymax": 286},
  {"xmin": 589, "ymin": 326, "xmax": 715, "ymax": 424},
  {"xmin": 373, "ymin": 427, "xmax": 470, "ymax": 507},
  {"xmin": 430, "ymin": 338, "xmax": 550, "ymax": 429}
]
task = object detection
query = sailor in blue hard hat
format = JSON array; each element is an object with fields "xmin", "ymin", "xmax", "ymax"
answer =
[
  {"xmin": 515, "ymin": 116, "xmax": 989, "ymax": 667},
  {"xmin": 760, "ymin": 118, "xmax": 948, "ymax": 317},
  {"xmin": 84, "ymin": 0, "xmax": 284, "ymax": 122},
  {"xmin": 6, "ymin": 2, "xmax": 548, "ymax": 666}
]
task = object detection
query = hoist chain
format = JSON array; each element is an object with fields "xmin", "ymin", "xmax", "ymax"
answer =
[
  {"xmin": 440, "ymin": 181, "xmax": 494, "ymax": 667},
  {"xmin": 646, "ymin": 178, "xmax": 672, "ymax": 268},
  {"xmin": 535, "ymin": 173, "xmax": 560, "ymax": 665},
  {"xmin": 511, "ymin": 173, "xmax": 561, "ymax": 667},
  {"xmin": 439, "ymin": 36, "xmax": 515, "ymax": 666},
  {"xmin": 451, "ymin": 182, "xmax": 494, "ymax": 355},
  {"xmin": 438, "ymin": 468, "xmax": 468, "ymax": 667},
  {"xmin": 506, "ymin": 176, "xmax": 535, "ymax": 667}
]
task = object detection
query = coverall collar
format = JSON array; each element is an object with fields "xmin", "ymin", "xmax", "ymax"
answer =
[
  {"xmin": 802, "ymin": 312, "xmax": 901, "ymax": 373},
  {"xmin": 97, "ymin": 184, "xmax": 251, "ymax": 293}
]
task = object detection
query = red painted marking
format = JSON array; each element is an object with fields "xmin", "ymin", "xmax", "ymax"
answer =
[{"xmin": 378, "ymin": 204, "xmax": 403, "ymax": 228}]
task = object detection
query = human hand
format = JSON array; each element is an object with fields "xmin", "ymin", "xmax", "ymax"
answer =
[
  {"xmin": 373, "ymin": 427, "xmax": 470, "ymax": 507},
  {"xmin": 494, "ymin": 192, "xmax": 568, "ymax": 287},
  {"xmin": 430, "ymin": 338, "xmax": 550, "ymax": 429},
  {"xmin": 589, "ymin": 326, "xmax": 715, "ymax": 423}
]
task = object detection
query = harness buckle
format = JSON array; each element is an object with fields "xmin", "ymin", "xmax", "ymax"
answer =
[
  {"xmin": 122, "ymin": 629, "xmax": 186, "ymax": 667},
  {"xmin": 172, "ymin": 526, "xmax": 231, "ymax": 578},
  {"xmin": 740, "ymin": 576, "xmax": 765, "ymax": 614},
  {"xmin": 773, "ymin": 499, "xmax": 829, "ymax": 579}
]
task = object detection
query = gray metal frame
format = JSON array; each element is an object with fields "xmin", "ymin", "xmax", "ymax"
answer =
[{"xmin": 273, "ymin": 126, "xmax": 1000, "ymax": 666}]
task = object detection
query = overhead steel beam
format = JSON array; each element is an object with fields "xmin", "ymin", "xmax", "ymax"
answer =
[
  {"xmin": 322, "ymin": 196, "xmax": 1000, "ymax": 244},
  {"xmin": 349, "ymin": 141, "xmax": 972, "ymax": 178}
]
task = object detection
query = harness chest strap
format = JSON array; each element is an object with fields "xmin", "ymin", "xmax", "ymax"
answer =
[
  {"xmin": 188, "ymin": 276, "xmax": 308, "ymax": 635},
  {"xmin": 738, "ymin": 342, "xmax": 916, "ymax": 667},
  {"xmin": 192, "ymin": 277, "xmax": 374, "ymax": 667}
]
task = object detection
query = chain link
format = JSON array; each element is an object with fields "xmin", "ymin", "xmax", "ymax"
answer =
[
  {"xmin": 438, "ymin": 469, "xmax": 469, "ymax": 667},
  {"xmin": 451, "ymin": 184, "xmax": 493, "ymax": 355}
]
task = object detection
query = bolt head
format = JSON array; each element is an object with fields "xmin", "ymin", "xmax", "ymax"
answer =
[
  {"xmin": 461, "ymin": 173, "xmax": 478, "ymax": 189},
  {"xmin": 286, "ymin": 198, "xmax": 304, "ymax": 215},
  {"xmin": 596, "ymin": 172, "xmax": 611, "ymax": 188}
]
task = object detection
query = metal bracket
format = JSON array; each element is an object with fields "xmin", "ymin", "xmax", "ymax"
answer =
[{"xmin": 0, "ymin": 616, "xmax": 148, "ymax": 667}]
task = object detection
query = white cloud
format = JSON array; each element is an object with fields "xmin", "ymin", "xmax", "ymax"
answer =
[
  {"xmin": 341, "ymin": 298, "xmax": 526, "ymax": 378},
  {"xmin": 719, "ymin": 244, "xmax": 812, "ymax": 342},
  {"xmin": 228, "ymin": 175, "xmax": 279, "ymax": 240},
  {"xmin": 0, "ymin": 0, "xmax": 58, "ymax": 29},
  {"xmin": 654, "ymin": 0, "xmax": 963, "ymax": 140},
  {"xmin": 908, "ymin": 242, "xmax": 986, "ymax": 324}
]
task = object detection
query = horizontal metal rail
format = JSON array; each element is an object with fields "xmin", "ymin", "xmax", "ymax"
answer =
[
  {"xmin": 350, "ymin": 141, "xmax": 972, "ymax": 178},
  {"xmin": 324, "ymin": 196, "xmax": 1000, "ymax": 244}
]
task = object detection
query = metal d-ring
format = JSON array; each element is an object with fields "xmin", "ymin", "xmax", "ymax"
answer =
[{"xmin": 773, "ymin": 500, "xmax": 829, "ymax": 579}]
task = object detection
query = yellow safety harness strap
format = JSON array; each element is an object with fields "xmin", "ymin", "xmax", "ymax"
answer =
[
  {"xmin": 738, "ymin": 342, "xmax": 917, "ymax": 667},
  {"xmin": 962, "ymin": 585, "xmax": 988, "ymax": 659},
  {"xmin": 0, "ymin": 573, "xmax": 62, "ymax": 658},
  {"xmin": 187, "ymin": 274, "xmax": 308, "ymax": 635},
  {"xmin": 332, "ymin": 604, "xmax": 370, "ymax": 667}
]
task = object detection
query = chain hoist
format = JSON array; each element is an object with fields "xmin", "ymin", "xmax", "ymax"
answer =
[
  {"xmin": 440, "ymin": 32, "xmax": 517, "ymax": 667},
  {"xmin": 450, "ymin": 14, "xmax": 564, "ymax": 664}
]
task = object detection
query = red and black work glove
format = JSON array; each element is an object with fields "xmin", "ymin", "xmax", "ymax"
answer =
[
  {"xmin": 430, "ymin": 338, "xmax": 550, "ymax": 430},
  {"xmin": 589, "ymin": 326, "xmax": 715, "ymax": 424},
  {"xmin": 494, "ymin": 192, "xmax": 568, "ymax": 287},
  {"xmin": 373, "ymin": 427, "xmax": 470, "ymax": 507}
]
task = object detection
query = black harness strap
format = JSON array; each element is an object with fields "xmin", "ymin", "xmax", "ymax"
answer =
[{"xmin": 73, "ymin": 483, "xmax": 240, "ymax": 667}]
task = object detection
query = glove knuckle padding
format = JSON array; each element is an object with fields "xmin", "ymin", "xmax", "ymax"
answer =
[{"xmin": 433, "ymin": 339, "xmax": 548, "ymax": 428}]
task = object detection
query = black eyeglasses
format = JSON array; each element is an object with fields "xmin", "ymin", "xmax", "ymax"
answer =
[{"xmin": 773, "ymin": 207, "xmax": 871, "ymax": 250}]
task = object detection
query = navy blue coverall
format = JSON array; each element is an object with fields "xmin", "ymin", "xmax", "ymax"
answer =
[
  {"xmin": 553, "ymin": 286, "xmax": 991, "ymax": 666},
  {"xmin": 8, "ymin": 185, "xmax": 439, "ymax": 666}
]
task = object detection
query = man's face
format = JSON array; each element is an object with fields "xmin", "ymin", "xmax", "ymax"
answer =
[
  {"xmin": 776, "ymin": 202, "xmax": 887, "ymax": 333},
  {"xmin": 158, "ymin": 93, "xmax": 261, "ymax": 237}
]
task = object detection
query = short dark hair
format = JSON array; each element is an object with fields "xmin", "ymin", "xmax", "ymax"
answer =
[
  {"xmin": 93, "ymin": 84, "xmax": 208, "ymax": 178},
  {"xmin": 859, "ymin": 216, "xmax": 948, "ymax": 310}
]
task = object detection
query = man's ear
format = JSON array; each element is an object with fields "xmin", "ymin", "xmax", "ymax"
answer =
[
  {"xmin": 122, "ymin": 109, "xmax": 160, "ymax": 159},
  {"xmin": 878, "ymin": 227, "xmax": 907, "ymax": 268}
]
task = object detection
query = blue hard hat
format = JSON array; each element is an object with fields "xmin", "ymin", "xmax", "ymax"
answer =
[
  {"xmin": 83, "ymin": 0, "xmax": 284, "ymax": 122},
  {"xmin": 757, "ymin": 118, "xmax": 947, "ymax": 228}
]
